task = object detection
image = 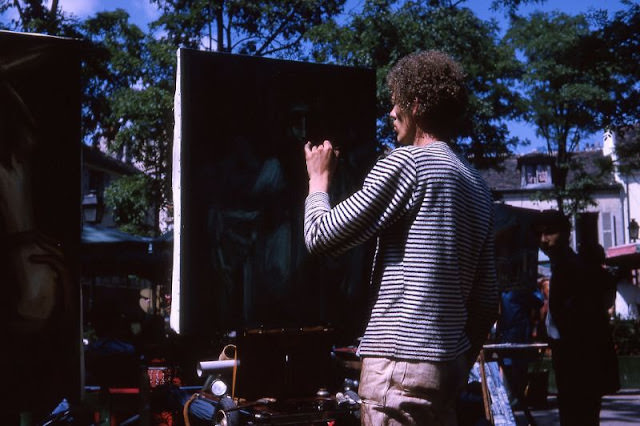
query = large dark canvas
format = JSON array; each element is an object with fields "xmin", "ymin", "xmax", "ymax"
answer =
[
  {"xmin": 172, "ymin": 50, "xmax": 378, "ymax": 343},
  {"xmin": 1, "ymin": 31, "xmax": 82, "ymax": 418}
]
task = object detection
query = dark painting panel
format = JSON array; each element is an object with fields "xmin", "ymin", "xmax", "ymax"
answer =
[
  {"xmin": 0, "ymin": 31, "xmax": 82, "ymax": 418},
  {"xmin": 174, "ymin": 50, "xmax": 378, "ymax": 342},
  {"xmin": 495, "ymin": 204, "xmax": 541, "ymax": 291}
]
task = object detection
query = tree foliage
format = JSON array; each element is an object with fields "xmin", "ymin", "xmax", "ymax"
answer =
[{"xmin": 104, "ymin": 174, "xmax": 155, "ymax": 236}]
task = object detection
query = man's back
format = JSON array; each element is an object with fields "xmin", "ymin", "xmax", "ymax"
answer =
[{"xmin": 358, "ymin": 142, "xmax": 497, "ymax": 361}]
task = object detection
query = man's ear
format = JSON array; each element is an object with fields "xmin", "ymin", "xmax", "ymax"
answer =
[{"xmin": 411, "ymin": 99, "xmax": 419, "ymax": 116}]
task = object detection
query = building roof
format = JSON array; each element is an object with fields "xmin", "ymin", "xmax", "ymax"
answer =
[
  {"xmin": 479, "ymin": 150, "xmax": 620, "ymax": 193},
  {"xmin": 480, "ymin": 156, "xmax": 520, "ymax": 191},
  {"xmin": 82, "ymin": 144, "xmax": 140, "ymax": 175}
]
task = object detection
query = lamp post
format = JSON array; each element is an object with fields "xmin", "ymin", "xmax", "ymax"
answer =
[{"xmin": 629, "ymin": 218, "xmax": 639, "ymax": 243}]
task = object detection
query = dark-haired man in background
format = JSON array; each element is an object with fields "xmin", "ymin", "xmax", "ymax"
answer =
[{"xmin": 535, "ymin": 210, "xmax": 619, "ymax": 426}]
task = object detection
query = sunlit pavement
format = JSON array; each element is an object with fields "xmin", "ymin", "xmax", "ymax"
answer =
[{"xmin": 513, "ymin": 389, "xmax": 640, "ymax": 425}]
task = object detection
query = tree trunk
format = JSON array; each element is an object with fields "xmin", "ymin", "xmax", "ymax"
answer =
[{"xmin": 216, "ymin": 0, "xmax": 224, "ymax": 52}]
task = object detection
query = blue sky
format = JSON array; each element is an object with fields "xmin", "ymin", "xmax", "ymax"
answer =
[
  {"xmin": 466, "ymin": 0, "xmax": 627, "ymax": 24},
  {"xmin": 28, "ymin": 0, "xmax": 632, "ymax": 153},
  {"xmin": 53, "ymin": 1, "xmax": 627, "ymax": 33}
]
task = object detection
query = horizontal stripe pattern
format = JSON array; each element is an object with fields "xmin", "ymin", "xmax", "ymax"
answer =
[{"xmin": 304, "ymin": 142, "xmax": 498, "ymax": 361}]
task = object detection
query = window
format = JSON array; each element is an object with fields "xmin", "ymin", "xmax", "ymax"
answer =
[
  {"xmin": 601, "ymin": 212, "xmax": 614, "ymax": 249},
  {"xmin": 521, "ymin": 164, "xmax": 553, "ymax": 189}
]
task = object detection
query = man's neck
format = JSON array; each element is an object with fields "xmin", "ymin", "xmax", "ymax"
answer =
[{"xmin": 413, "ymin": 129, "xmax": 439, "ymax": 147}]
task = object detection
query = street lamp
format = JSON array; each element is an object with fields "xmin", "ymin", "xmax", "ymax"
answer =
[
  {"xmin": 629, "ymin": 219, "xmax": 639, "ymax": 243},
  {"xmin": 82, "ymin": 191, "xmax": 102, "ymax": 224}
]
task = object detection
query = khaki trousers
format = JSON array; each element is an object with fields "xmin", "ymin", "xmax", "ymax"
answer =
[{"xmin": 358, "ymin": 355, "xmax": 468, "ymax": 426}]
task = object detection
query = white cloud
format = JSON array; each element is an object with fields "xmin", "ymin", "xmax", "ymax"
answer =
[
  {"xmin": 140, "ymin": 1, "xmax": 161, "ymax": 21},
  {"xmin": 52, "ymin": 0, "xmax": 159, "ymax": 27},
  {"xmin": 54, "ymin": 0, "xmax": 100, "ymax": 19}
]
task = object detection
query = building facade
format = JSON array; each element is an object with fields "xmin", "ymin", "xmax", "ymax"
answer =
[
  {"xmin": 81, "ymin": 144, "xmax": 142, "ymax": 228},
  {"xmin": 480, "ymin": 134, "xmax": 636, "ymax": 252}
]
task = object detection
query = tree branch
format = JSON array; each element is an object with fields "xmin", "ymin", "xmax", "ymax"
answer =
[
  {"xmin": 12, "ymin": 0, "xmax": 24, "ymax": 29},
  {"xmin": 259, "ymin": 33, "xmax": 304, "ymax": 56},
  {"xmin": 255, "ymin": 7, "xmax": 296, "ymax": 55},
  {"xmin": 50, "ymin": 0, "xmax": 59, "ymax": 22}
]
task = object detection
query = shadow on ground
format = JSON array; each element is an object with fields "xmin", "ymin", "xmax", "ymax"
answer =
[{"xmin": 514, "ymin": 389, "xmax": 640, "ymax": 426}]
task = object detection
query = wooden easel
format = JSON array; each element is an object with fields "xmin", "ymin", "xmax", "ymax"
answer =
[{"xmin": 476, "ymin": 350, "xmax": 518, "ymax": 426}]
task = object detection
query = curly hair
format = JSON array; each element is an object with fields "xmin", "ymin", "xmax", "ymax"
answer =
[{"xmin": 386, "ymin": 50, "xmax": 468, "ymax": 141}]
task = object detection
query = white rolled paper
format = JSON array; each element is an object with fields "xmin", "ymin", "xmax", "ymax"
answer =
[{"xmin": 196, "ymin": 359, "xmax": 240, "ymax": 377}]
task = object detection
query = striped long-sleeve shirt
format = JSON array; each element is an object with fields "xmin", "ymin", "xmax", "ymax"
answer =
[{"xmin": 304, "ymin": 142, "xmax": 498, "ymax": 362}]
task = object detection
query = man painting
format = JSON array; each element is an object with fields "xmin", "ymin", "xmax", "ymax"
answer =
[{"xmin": 303, "ymin": 50, "xmax": 498, "ymax": 425}]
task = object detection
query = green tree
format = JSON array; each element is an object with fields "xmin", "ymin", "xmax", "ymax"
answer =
[
  {"xmin": 104, "ymin": 174, "xmax": 155, "ymax": 236},
  {"xmin": 308, "ymin": 0, "xmax": 523, "ymax": 167},
  {"xmin": 505, "ymin": 11, "xmax": 620, "ymax": 216}
]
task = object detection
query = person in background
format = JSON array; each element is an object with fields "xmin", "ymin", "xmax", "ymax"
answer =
[
  {"xmin": 613, "ymin": 266, "xmax": 640, "ymax": 321},
  {"xmin": 534, "ymin": 210, "xmax": 619, "ymax": 426},
  {"xmin": 303, "ymin": 50, "xmax": 498, "ymax": 425},
  {"xmin": 579, "ymin": 242, "xmax": 617, "ymax": 316},
  {"xmin": 532, "ymin": 276, "xmax": 550, "ymax": 342},
  {"xmin": 496, "ymin": 285, "xmax": 543, "ymax": 408}
]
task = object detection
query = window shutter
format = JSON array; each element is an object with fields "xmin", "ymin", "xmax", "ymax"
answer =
[{"xmin": 602, "ymin": 212, "xmax": 613, "ymax": 249}]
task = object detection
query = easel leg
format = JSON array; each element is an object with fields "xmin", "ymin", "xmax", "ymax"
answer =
[{"xmin": 478, "ymin": 351, "xmax": 493, "ymax": 424}]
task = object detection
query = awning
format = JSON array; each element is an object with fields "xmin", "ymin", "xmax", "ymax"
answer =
[
  {"xmin": 80, "ymin": 225, "xmax": 170, "ymax": 281},
  {"xmin": 82, "ymin": 224, "xmax": 152, "ymax": 244},
  {"xmin": 605, "ymin": 243, "xmax": 640, "ymax": 268}
]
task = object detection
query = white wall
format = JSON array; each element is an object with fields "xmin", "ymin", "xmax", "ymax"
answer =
[{"xmin": 604, "ymin": 130, "xmax": 640, "ymax": 244}]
